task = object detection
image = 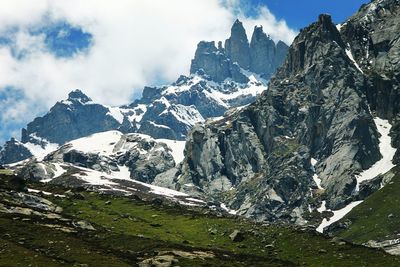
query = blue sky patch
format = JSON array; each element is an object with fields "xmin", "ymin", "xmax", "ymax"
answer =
[
  {"xmin": 242, "ymin": 0, "xmax": 369, "ymax": 30},
  {"xmin": 0, "ymin": 21, "xmax": 93, "ymax": 60},
  {"xmin": 31, "ymin": 21, "xmax": 93, "ymax": 58}
]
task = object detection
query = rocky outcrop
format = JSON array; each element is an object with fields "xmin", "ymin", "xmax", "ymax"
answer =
[
  {"xmin": 0, "ymin": 138, "xmax": 32, "ymax": 164},
  {"xmin": 225, "ymin": 19, "xmax": 251, "ymax": 70},
  {"xmin": 250, "ymin": 26, "xmax": 289, "ymax": 79},
  {"xmin": 29, "ymin": 132, "xmax": 176, "ymax": 184},
  {"xmin": 275, "ymin": 41, "xmax": 290, "ymax": 68},
  {"xmin": 157, "ymin": 13, "xmax": 385, "ymax": 224},
  {"xmin": 190, "ymin": 20, "xmax": 289, "ymax": 83},
  {"xmin": 189, "ymin": 41, "xmax": 231, "ymax": 83}
]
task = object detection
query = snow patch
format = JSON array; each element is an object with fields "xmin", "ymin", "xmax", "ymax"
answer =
[
  {"xmin": 161, "ymin": 105, "xmax": 204, "ymax": 127},
  {"xmin": 149, "ymin": 121, "xmax": 171, "ymax": 129},
  {"xmin": 317, "ymin": 200, "xmax": 327, "ymax": 213},
  {"xmin": 112, "ymin": 165, "xmax": 131, "ymax": 180},
  {"xmin": 24, "ymin": 141, "xmax": 59, "ymax": 161},
  {"xmin": 356, "ymin": 117, "xmax": 396, "ymax": 191},
  {"xmin": 316, "ymin": 201, "xmax": 362, "ymax": 233},
  {"xmin": 52, "ymin": 163, "xmax": 66, "ymax": 178},
  {"xmin": 163, "ymin": 75, "xmax": 203, "ymax": 95},
  {"xmin": 156, "ymin": 139, "xmax": 186, "ymax": 164},
  {"xmin": 74, "ymin": 167, "xmax": 118, "ymax": 186},
  {"xmin": 147, "ymin": 183, "xmax": 188, "ymax": 198},
  {"xmin": 220, "ymin": 203, "xmax": 237, "ymax": 215},
  {"xmin": 127, "ymin": 104, "xmax": 147, "ymax": 123},
  {"xmin": 311, "ymin": 158, "xmax": 323, "ymax": 190},
  {"xmin": 27, "ymin": 188, "xmax": 65, "ymax": 198},
  {"xmin": 67, "ymin": 131, "xmax": 123, "ymax": 156},
  {"xmin": 186, "ymin": 198, "xmax": 206, "ymax": 203},
  {"xmin": 106, "ymin": 107, "xmax": 124, "ymax": 124}
]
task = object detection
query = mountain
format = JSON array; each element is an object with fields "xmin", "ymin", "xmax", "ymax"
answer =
[
  {"xmin": 154, "ymin": 0, "xmax": 400, "ymax": 237},
  {"xmin": 0, "ymin": 19, "xmax": 287, "ymax": 165},
  {"xmin": 313, "ymin": 0, "xmax": 400, "ymax": 253},
  {"xmin": 0, "ymin": 74, "xmax": 268, "ymax": 165},
  {"xmin": 1, "ymin": 0, "xmax": 400, "ymax": 262}
]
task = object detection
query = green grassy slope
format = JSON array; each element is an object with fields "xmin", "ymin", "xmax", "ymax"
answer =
[
  {"xmin": 1, "ymin": 172, "xmax": 400, "ymax": 266},
  {"xmin": 331, "ymin": 166, "xmax": 400, "ymax": 244}
]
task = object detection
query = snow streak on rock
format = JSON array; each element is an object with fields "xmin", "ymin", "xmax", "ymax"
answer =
[
  {"xmin": 317, "ymin": 117, "xmax": 397, "ymax": 233},
  {"xmin": 356, "ymin": 118, "xmax": 396, "ymax": 190}
]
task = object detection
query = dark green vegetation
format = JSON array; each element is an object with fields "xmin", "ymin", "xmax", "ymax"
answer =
[
  {"xmin": 331, "ymin": 167, "xmax": 400, "ymax": 244},
  {"xmin": 1, "ymin": 172, "xmax": 400, "ymax": 266}
]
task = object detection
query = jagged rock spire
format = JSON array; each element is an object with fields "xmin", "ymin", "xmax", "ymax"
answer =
[
  {"xmin": 190, "ymin": 19, "xmax": 289, "ymax": 82},
  {"xmin": 225, "ymin": 19, "xmax": 251, "ymax": 70},
  {"xmin": 67, "ymin": 89, "xmax": 92, "ymax": 103},
  {"xmin": 250, "ymin": 25, "xmax": 277, "ymax": 78}
]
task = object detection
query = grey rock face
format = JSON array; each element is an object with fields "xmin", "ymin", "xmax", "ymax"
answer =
[
  {"xmin": 0, "ymin": 138, "xmax": 32, "ymax": 164},
  {"xmin": 160, "ymin": 13, "xmax": 386, "ymax": 224},
  {"xmin": 190, "ymin": 41, "xmax": 231, "ymax": 83},
  {"xmin": 339, "ymin": 0, "xmax": 400, "ymax": 164},
  {"xmin": 250, "ymin": 26, "xmax": 288, "ymax": 79},
  {"xmin": 275, "ymin": 41, "xmax": 290, "ymax": 68},
  {"xmin": 225, "ymin": 19, "xmax": 251, "ymax": 70},
  {"xmin": 115, "ymin": 135, "xmax": 175, "ymax": 183},
  {"xmin": 190, "ymin": 20, "xmax": 289, "ymax": 83}
]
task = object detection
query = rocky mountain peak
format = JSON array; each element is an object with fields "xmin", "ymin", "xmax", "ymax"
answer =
[
  {"xmin": 190, "ymin": 41, "xmax": 231, "ymax": 82},
  {"xmin": 281, "ymin": 13, "xmax": 345, "ymax": 76},
  {"xmin": 251, "ymin": 25, "xmax": 268, "ymax": 39},
  {"xmin": 163, "ymin": 10, "xmax": 393, "ymax": 225},
  {"xmin": 67, "ymin": 89, "xmax": 92, "ymax": 104},
  {"xmin": 318, "ymin": 13, "xmax": 332, "ymax": 25},
  {"xmin": 249, "ymin": 25, "xmax": 276, "ymax": 77},
  {"xmin": 191, "ymin": 20, "xmax": 288, "ymax": 82},
  {"xmin": 225, "ymin": 19, "xmax": 251, "ymax": 70}
]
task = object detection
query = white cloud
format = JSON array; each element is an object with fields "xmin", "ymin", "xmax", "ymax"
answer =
[{"xmin": 0, "ymin": 0, "xmax": 296, "ymax": 142}]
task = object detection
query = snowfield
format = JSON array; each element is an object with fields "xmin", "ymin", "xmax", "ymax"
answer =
[
  {"xmin": 15, "ymin": 130, "xmax": 201, "ymax": 206},
  {"xmin": 64, "ymin": 130, "xmax": 186, "ymax": 164}
]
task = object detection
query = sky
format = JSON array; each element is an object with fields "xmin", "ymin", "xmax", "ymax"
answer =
[
  {"xmin": 0, "ymin": 0, "xmax": 370, "ymax": 144},
  {"xmin": 248, "ymin": 0, "xmax": 370, "ymax": 30}
]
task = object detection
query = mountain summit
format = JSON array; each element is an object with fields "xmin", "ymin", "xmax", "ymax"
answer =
[{"xmin": 190, "ymin": 19, "xmax": 289, "ymax": 82}]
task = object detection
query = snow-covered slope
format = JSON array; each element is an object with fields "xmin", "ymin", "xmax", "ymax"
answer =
[
  {"xmin": 10, "ymin": 130, "xmax": 204, "ymax": 206},
  {"xmin": 63, "ymin": 130, "xmax": 186, "ymax": 164},
  {"xmin": 134, "ymin": 73, "xmax": 268, "ymax": 140},
  {"xmin": 1, "ymin": 71, "xmax": 267, "ymax": 166},
  {"xmin": 316, "ymin": 201, "xmax": 363, "ymax": 233},
  {"xmin": 13, "ymin": 130, "xmax": 185, "ymax": 183}
]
